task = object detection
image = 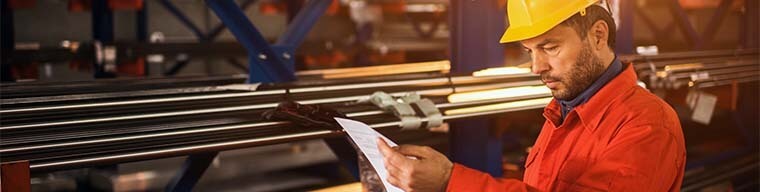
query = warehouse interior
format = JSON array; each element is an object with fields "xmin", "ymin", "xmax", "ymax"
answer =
[{"xmin": 0, "ymin": 0, "xmax": 758, "ymax": 191}]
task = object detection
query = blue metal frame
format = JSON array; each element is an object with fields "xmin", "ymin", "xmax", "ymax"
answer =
[
  {"xmin": 324, "ymin": 137, "xmax": 361, "ymax": 179},
  {"xmin": 275, "ymin": 0, "xmax": 332, "ymax": 48},
  {"xmin": 206, "ymin": 0, "xmax": 258, "ymax": 41},
  {"xmin": 137, "ymin": 2, "xmax": 148, "ymax": 42},
  {"xmin": 1, "ymin": 0, "xmax": 14, "ymax": 81},
  {"xmin": 158, "ymin": 0, "xmax": 207, "ymax": 41},
  {"xmin": 206, "ymin": 0, "xmax": 295, "ymax": 83},
  {"xmin": 615, "ymin": 0, "xmax": 635, "ymax": 54},
  {"xmin": 159, "ymin": 0, "xmax": 330, "ymax": 81},
  {"xmin": 667, "ymin": 0, "xmax": 703, "ymax": 49},
  {"xmin": 631, "ymin": 0, "xmax": 738, "ymax": 51},
  {"xmin": 165, "ymin": 152, "xmax": 219, "ymax": 192},
  {"xmin": 159, "ymin": 0, "xmax": 332, "ymax": 190},
  {"xmin": 92, "ymin": 0, "xmax": 116, "ymax": 78},
  {"xmin": 701, "ymin": 0, "xmax": 733, "ymax": 44},
  {"xmin": 448, "ymin": 0, "xmax": 506, "ymax": 177},
  {"xmin": 158, "ymin": 0, "xmax": 259, "ymax": 42},
  {"xmin": 158, "ymin": 0, "xmax": 258, "ymax": 76},
  {"xmin": 742, "ymin": 0, "xmax": 758, "ymax": 49},
  {"xmin": 137, "ymin": 2, "xmax": 149, "ymax": 76},
  {"xmin": 164, "ymin": 56, "xmax": 190, "ymax": 76}
]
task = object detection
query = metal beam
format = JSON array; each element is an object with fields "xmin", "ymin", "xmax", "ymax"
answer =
[
  {"xmin": 702, "ymin": 0, "xmax": 734, "ymax": 46},
  {"xmin": 743, "ymin": 0, "xmax": 759, "ymax": 49},
  {"xmin": 137, "ymin": 2, "xmax": 149, "ymax": 76},
  {"xmin": 206, "ymin": 0, "xmax": 259, "ymax": 41},
  {"xmin": 137, "ymin": 2, "xmax": 148, "ymax": 42},
  {"xmin": 165, "ymin": 152, "xmax": 219, "ymax": 192},
  {"xmin": 206, "ymin": 0, "xmax": 295, "ymax": 83},
  {"xmin": 92, "ymin": 0, "xmax": 116, "ymax": 78},
  {"xmin": 275, "ymin": 0, "xmax": 332, "ymax": 48},
  {"xmin": 159, "ymin": 0, "xmax": 207, "ymax": 41},
  {"xmin": 324, "ymin": 137, "xmax": 361, "ymax": 179},
  {"xmin": 225, "ymin": 57, "xmax": 249, "ymax": 73},
  {"xmin": 164, "ymin": 56, "xmax": 190, "ymax": 76},
  {"xmin": 616, "ymin": 0, "xmax": 635, "ymax": 54},
  {"xmin": 1, "ymin": 0, "xmax": 14, "ymax": 82},
  {"xmin": 448, "ymin": 0, "xmax": 505, "ymax": 177},
  {"xmin": 667, "ymin": 0, "xmax": 703, "ymax": 50}
]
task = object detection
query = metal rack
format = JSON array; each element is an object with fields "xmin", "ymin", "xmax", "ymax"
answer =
[{"xmin": 0, "ymin": 68, "xmax": 550, "ymax": 191}]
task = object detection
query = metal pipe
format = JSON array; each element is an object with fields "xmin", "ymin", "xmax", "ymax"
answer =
[
  {"xmin": 26, "ymin": 97, "xmax": 550, "ymax": 172},
  {"xmin": 1, "ymin": 74, "xmax": 537, "ymax": 114},
  {"xmin": 1, "ymin": 78, "xmax": 541, "ymax": 131},
  {"xmin": 1, "ymin": 92, "xmax": 552, "ymax": 154},
  {"xmin": 29, "ymin": 130, "xmax": 334, "ymax": 172}
]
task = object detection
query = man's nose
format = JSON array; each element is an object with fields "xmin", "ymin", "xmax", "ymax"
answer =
[{"xmin": 531, "ymin": 54, "xmax": 550, "ymax": 75}]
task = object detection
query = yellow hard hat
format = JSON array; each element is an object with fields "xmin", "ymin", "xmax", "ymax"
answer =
[{"xmin": 500, "ymin": 0, "xmax": 598, "ymax": 43}]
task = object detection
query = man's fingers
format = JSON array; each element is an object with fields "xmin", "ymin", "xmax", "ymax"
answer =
[
  {"xmin": 386, "ymin": 175, "xmax": 402, "ymax": 189},
  {"xmin": 385, "ymin": 160, "xmax": 403, "ymax": 177},
  {"xmin": 377, "ymin": 138, "xmax": 395, "ymax": 157},
  {"xmin": 378, "ymin": 138, "xmax": 410, "ymax": 167},
  {"xmin": 396, "ymin": 144, "xmax": 434, "ymax": 158}
]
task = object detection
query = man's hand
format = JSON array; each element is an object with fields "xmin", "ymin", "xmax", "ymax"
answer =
[{"xmin": 377, "ymin": 138, "xmax": 453, "ymax": 192}]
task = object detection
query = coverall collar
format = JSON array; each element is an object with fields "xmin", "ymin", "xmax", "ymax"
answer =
[
  {"xmin": 544, "ymin": 58, "xmax": 640, "ymax": 132},
  {"xmin": 558, "ymin": 56, "xmax": 624, "ymax": 123}
]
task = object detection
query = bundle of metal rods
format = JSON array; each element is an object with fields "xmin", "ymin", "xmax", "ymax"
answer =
[
  {"xmin": 624, "ymin": 49, "xmax": 759, "ymax": 89},
  {"xmin": 0, "ymin": 69, "xmax": 550, "ymax": 173}
]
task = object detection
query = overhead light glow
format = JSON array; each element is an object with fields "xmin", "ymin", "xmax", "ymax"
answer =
[
  {"xmin": 447, "ymin": 85, "xmax": 551, "ymax": 103},
  {"xmin": 473, "ymin": 66, "xmax": 532, "ymax": 77},
  {"xmin": 444, "ymin": 97, "xmax": 553, "ymax": 115}
]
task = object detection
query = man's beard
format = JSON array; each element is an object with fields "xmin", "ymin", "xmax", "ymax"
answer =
[{"xmin": 542, "ymin": 41, "xmax": 606, "ymax": 101}]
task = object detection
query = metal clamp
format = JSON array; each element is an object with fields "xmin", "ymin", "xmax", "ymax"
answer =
[
  {"xmin": 360, "ymin": 91, "xmax": 442, "ymax": 130},
  {"xmin": 412, "ymin": 99, "xmax": 443, "ymax": 129}
]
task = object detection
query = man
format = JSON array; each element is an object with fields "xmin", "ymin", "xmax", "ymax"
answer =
[{"xmin": 377, "ymin": 0, "xmax": 686, "ymax": 191}]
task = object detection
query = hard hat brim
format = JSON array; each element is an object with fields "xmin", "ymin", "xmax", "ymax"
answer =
[
  {"xmin": 499, "ymin": 20, "xmax": 560, "ymax": 44},
  {"xmin": 499, "ymin": 0, "xmax": 598, "ymax": 44}
]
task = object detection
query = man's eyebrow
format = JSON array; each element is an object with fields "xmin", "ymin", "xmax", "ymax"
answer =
[
  {"xmin": 520, "ymin": 44, "xmax": 530, "ymax": 50},
  {"xmin": 536, "ymin": 38, "xmax": 559, "ymax": 48}
]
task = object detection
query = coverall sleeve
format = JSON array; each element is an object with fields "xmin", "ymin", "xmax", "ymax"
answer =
[
  {"xmin": 446, "ymin": 164, "xmax": 539, "ymax": 192},
  {"xmin": 446, "ymin": 125, "xmax": 684, "ymax": 192}
]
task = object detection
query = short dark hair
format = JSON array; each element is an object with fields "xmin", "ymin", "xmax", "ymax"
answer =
[{"xmin": 560, "ymin": 5, "xmax": 616, "ymax": 49}]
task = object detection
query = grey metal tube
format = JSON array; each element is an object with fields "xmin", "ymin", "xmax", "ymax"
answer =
[
  {"xmin": 27, "ymin": 97, "xmax": 551, "ymax": 172},
  {"xmin": 1, "ymin": 92, "xmax": 552, "ymax": 153},
  {"xmin": 1, "ymin": 80, "xmax": 543, "ymax": 131}
]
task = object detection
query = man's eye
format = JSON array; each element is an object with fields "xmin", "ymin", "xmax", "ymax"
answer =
[{"xmin": 544, "ymin": 46, "xmax": 558, "ymax": 52}]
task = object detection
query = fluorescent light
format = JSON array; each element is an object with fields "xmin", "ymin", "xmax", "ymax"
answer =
[
  {"xmin": 447, "ymin": 85, "xmax": 551, "ymax": 103},
  {"xmin": 473, "ymin": 66, "xmax": 532, "ymax": 77},
  {"xmin": 444, "ymin": 97, "xmax": 553, "ymax": 115}
]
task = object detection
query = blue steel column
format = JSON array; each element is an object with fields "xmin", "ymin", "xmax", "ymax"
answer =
[
  {"xmin": 615, "ymin": 0, "xmax": 635, "ymax": 54},
  {"xmin": 137, "ymin": 2, "xmax": 148, "ymax": 42},
  {"xmin": 165, "ymin": 152, "xmax": 219, "ymax": 192},
  {"xmin": 137, "ymin": 2, "xmax": 148, "ymax": 75},
  {"xmin": 275, "ymin": 0, "xmax": 332, "ymax": 48},
  {"xmin": 448, "ymin": 0, "xmax": 506, "ymax": 177},
  {"xmin": 1, "ymin": 0, "xmax": 14, "ymax": 82},
  {"xmin": 206, "ymin": 0, "xmax": 295, "ymax": 83},
  {"xmin": 206, "ymin": 0, "xmax": 258, "ymax": 41},
  {"xmin": 92, "ymin": 0, "xmax": 116, "ymax": 78},
  {"xmin": 743, "ymin": 0, "xmax": 759, "ymax": 49},
  {"xmin": 159, "ymin": 0, "xmax": 207, "ymax": 41},
  {"xmin": 667, "ymin": 0, "xmax": 703, "ymax": 50}
]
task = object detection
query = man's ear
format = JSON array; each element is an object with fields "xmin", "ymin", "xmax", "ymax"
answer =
[{"xmin": 589, "ymin": 20, "xmax": 609, "ymax": 51}]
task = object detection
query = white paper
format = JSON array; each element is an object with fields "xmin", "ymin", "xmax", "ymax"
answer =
[
  {"xmin": 334, "ymin": 118, "xmax": 404, "ymax": 192},
  {"xmin": 691, "ymin": 92, "xmax": 717, "ymax": 125}
]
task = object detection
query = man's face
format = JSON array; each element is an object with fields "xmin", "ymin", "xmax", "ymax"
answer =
[{"xmin": 520, "ymin": 25, "xmax": 606, "ymax": 100}]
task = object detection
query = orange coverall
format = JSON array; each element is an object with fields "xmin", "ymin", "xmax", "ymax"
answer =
[{"xmin": 447, "ymin": 64, "xmax": 686, "ymax": 191}]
